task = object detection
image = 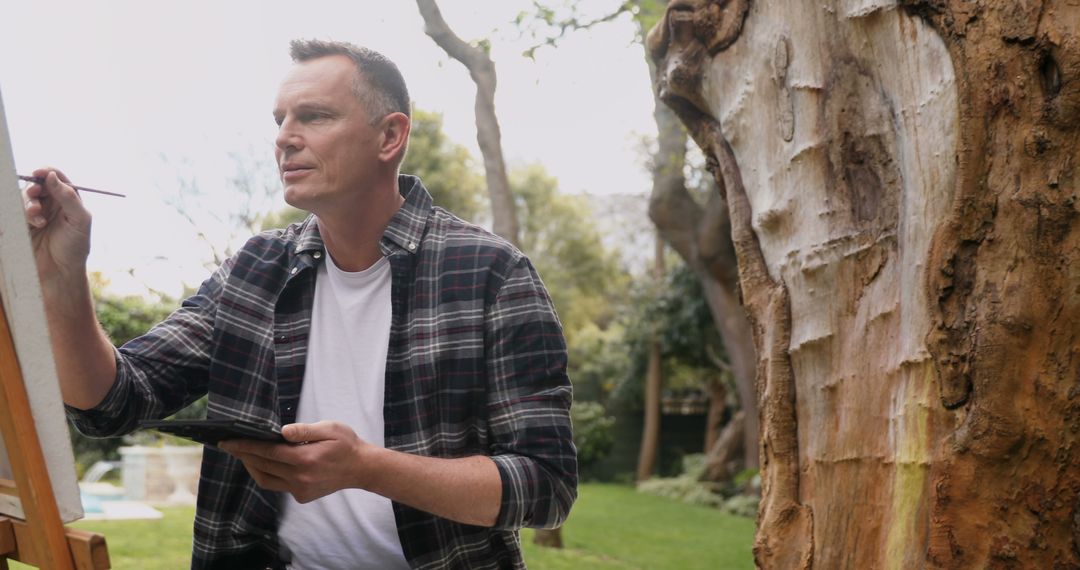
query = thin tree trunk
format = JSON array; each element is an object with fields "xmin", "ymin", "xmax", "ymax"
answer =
[
  {"xmin": 416, "ymin": 0, "xmax": 520, "ymax": 246},
  {"xmin": 636, "ymin": 232, "xmax": 666, "ymax": 482},
  {"xmin": 704, "ymin": 377, "xmax": 726, "ymax": 453},
  {"xmin": 649, "ymin": 0, "xmax": 1080, "ymax": 568},
  {"xmin": 703, "ymin": 410, "xmax": 745, "ymax": 483}
]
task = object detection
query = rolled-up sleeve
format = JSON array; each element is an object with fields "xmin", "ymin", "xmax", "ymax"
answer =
[
  {"xmin": 485, "ymin": 256, "xmax": 577, "ymax": 530},
  {"xmin": 66, "ymin": 257, "xmax": 234, "ymax": 436}
]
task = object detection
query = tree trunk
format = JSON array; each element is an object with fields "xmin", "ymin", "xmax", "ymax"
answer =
[
  {"xmin": 704, "ymin": 376, "xmax": 726, "ymax": 453},
  {"xmin": 637, "ymin": 233, "xmax": 666, "ymax": 482},
  {"xmin": 645, "ymin": 52, "xmax": 760, "ymax": 471},
  {"xmin": 416, "ymin": 0, "xmax": 520, "ymax": 246},
  {"xmin": 649, "ymin": 0, "xmax": 1080, "ymax": 568},
  {"xmin": 703, "ymin": 409, "xmax": 745, "ymax": 483}
]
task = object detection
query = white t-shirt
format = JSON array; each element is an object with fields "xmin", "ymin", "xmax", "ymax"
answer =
[{"xmin": 277, "ymin": 254, "xmax": 409, "ymax": 570}]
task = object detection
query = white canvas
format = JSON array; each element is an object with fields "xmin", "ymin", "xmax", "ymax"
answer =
[{"xmin": 0, "ymin": 87, "xmax": 84, "ymax": 523}]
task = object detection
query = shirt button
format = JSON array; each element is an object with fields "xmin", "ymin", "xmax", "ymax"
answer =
[
  {"xmin": 407, "ymin": 242, "xmax": 416, "ymax": 251},
  {"xmin": 290, "ymin": 267, "xmax": 298, "ymax": 275},
  {"xmin": 313, "ymin": 251, "xmax": 322, "ymax": 259}
]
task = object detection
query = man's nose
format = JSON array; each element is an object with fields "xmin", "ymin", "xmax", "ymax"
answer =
[{"xmin": 275, "ymin": 120, "xmax": 303, "ymax": 152}]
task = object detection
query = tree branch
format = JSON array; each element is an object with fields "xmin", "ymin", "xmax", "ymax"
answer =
[
  {"xmin": 415, "ymin": 0, "xmax": 520, "ymax": 246},
  {"xmin": 519, "ymin": 1, "xmax": 637, "ymax": 58}
]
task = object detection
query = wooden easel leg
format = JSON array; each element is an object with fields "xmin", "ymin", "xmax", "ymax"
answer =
[
  {"xmin": 0, "ymin": 516, "xmax": 109, "ymax": 569},
  {"xmin": 0, "ymin": 295, "xmax": 78, "ymax": 568}
]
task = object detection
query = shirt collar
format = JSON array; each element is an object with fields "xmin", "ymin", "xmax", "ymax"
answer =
[
  {"xmin": 290, "ymin": 174, "xmax": 433, "ymax": 257},
  {"xmin": 381, "ymin": 174, "xmax": 433, "ymax": 256}
]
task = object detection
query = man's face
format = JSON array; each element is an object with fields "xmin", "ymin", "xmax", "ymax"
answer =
[{"xmin": 273, "ymin": 55, "xmax": 383, "ymax": 213}]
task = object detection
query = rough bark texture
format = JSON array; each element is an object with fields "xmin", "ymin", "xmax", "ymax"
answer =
[
  {"xmin": 649, "ymin": 0, "xmax": 1080, "ymax": 568},
  {"xmin": 416, "ymin": 0, "xmax": 521, "ymax": 246},
  {"xmin": 646, "ymin": 54, "xmax": 760, "ymax": 471}
]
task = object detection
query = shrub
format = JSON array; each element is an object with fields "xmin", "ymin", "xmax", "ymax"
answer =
[
  {"xmin": 636, "ymin": 453, "xmax": 759, "ymax": 517},
  {"xmin": 571, "ymin": 401, "xmax": 616, "ymax": 470}
]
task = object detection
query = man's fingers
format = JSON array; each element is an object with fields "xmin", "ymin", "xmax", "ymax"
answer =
[
  {"xmin": 235, "ymin": 450, "xmax": 294, "ymax": 478},
  {"xmin": 22, "ymin": 168, "xmax": 88, "ymax": 229},
  {"xmin": 22, "ymin": 180, "xmax": 48, "ymax": 228},
  {"xmin": 238, "ymin": 459, "xmax": 290, "ymax": 491},
  {"xmin": 221, "ymin": 440, "xmax": 300, "ymax": 465},
  {"xmin": 45, "ymin": 171, "xmax": 85, "ymax": 209},
  {"xmin": 32, "ymin": 166, "xmax": 72, "ymax": 184},
  {"xmin": 283, "ymin": 421, "xmax": 341, "ymax": 443},
  {"xmin": 282, "ymin": 423, "xmax": 312, "ymax": 443}
]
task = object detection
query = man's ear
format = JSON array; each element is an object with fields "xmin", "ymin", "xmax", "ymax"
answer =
[{"xmin": 377, "ymin": 112, "xmax": 411, "ymax": 164}]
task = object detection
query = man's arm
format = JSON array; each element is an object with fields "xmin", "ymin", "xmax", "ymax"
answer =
[
  {"xmin": 220, "ymin": 421, "xmax": 503, "ymax": 527},
  {"xmin": 23, "ymin": 169, "xmax": 118, "ymax": 409}
]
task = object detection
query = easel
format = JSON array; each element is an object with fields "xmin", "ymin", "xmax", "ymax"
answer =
[{"xmin": 0, "ymin": 296, "xmax": 109, "ymax": 569}]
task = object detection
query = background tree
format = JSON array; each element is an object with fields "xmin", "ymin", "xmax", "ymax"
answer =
[
  {"xmin": 518, "ymin": 0, "xmax": 761, "ymax": 476},
  {"xmin": 649, "ymin": 0, "xmax": 1080, "ymax": 567},
  {"xmin": 637, "ymin": 234, "xmax": 665, "ymax": 482},
  {"xmin": 404, "ymin": 109, "xmax": 486, "ymax": 222},
  {"xmin": 416, "ymin": 0, "xmax": 521, "ymax": 246},
  {"xmin": 511, "ymin": 164, "xmax": 629, "ymax": 338}
]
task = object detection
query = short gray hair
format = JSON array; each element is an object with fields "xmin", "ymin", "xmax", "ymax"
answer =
[{"xmin": 289, "ymin": 39, "xmax": 411, "ymax": 123}]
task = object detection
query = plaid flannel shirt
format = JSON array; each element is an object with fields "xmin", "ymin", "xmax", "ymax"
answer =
[{"xmin": 68, "ymin": 175, "xmax": 578, "ymax": 569}]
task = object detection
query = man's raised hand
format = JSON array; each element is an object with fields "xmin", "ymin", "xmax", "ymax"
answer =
[{"xmin": 22, "ymin": 168, "xmax": 92, "ymax": 282}]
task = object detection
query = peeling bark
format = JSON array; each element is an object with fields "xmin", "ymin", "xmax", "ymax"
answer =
[
  {"xmin": 650, "ymin": 3, "xmax": 812, "ymax": 560},
  {"xmin": 650, "ymin": 0, "xmax": 1080, "ymax": 568}
]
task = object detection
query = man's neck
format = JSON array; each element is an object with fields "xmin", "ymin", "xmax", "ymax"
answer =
[{"xmin": 316, "ymin": 179, "xmax": 405, "ymax": 272}]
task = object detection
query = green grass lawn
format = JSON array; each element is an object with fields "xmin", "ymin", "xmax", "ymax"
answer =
[
  {"xmin": 17, "ymin": 484, "xmax": 754, "ymax": 569},
  {"xmin": 521, "ymin": 484, "xmax": 755, "ymax": 569}
]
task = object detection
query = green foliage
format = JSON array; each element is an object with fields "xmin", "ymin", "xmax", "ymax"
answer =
[
  {"xmin": 733, "ymin": 467, "xmax": 760, "ymax": 488},
  {"xmin": 571, "ymin": 401, "xmax": 616, "ymax": 472},
  {"xmin": 402, "ymin": 109, "xmax": 486, "ymax": 222},
  {"xmin": 636, "ymin": 454, "xmax": 759, "ymax": 517},
  {"xmin": 566, "ymin": 322, "xmax": 626, "ymax": 403},
  {"xmin": 91, "ymin": 273, "xmax": 177, "ymax": 346},
  {"xmin": 609, "ymin": 262, "xmax": 725, "ymax": 410},
  {"xmin": 721, "ymin": 493, "xmax": 761, "ymax": 518},
  {"xmin": 514, "ymin": 1, "xmax": 648, "ymax": 59},
  {"xmin": 512, "ymin": 164, "xmax": 630, "ymax": 343},
  {"xmin": 629, "ymin": 0, "xmax": 666, "ymax": 37},
  {"xmin": 636, "ymin": 454, "xmax": 725, "ymax": 508}
]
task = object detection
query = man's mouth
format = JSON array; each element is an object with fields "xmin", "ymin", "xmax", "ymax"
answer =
[{"xmin": 281, "ymin": 163, "xmax": 315, "ymax": 181}]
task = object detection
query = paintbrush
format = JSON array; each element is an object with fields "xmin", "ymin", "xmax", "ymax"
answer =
[{"xmin": 17, "ymin": 174, "xmax": 126, "ymax": 198}]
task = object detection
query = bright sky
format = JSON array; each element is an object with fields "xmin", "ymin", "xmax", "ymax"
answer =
[{"xmin": 0, "ymin": 0, "xmax": 656, "ymax": 297}]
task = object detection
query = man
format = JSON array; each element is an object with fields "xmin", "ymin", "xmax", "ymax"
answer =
[{"xmin": 24, "ymin": 40, "xmax": 576, "ymax": 569}]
